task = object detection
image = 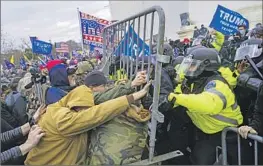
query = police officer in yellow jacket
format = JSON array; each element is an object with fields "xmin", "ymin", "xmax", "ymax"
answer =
[
  {"xmin": 211, "ymin": 30, "xmax": 225, "ymax": 52},
  {"xmin": 188, "ymin": 45, "xmax": 240, "ymax": 89},
  {"xmin": 109, "ymin": 56, "xmax": 127, "ymax": 81},
  {"xmin": 168, "ymin": 47, "xmax": 243, "ymax": 165}
]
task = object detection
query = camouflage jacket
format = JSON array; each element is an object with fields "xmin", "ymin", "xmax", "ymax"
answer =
[{"xmin": 87, "ymin": 81, "xmax": 150, "ymax": 165}]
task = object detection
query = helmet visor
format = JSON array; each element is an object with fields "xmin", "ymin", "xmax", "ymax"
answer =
[
  {"xmin": 234, "ymin": 45, "xmax": 262, "ymax": 62},
  {"xmin": 177, "ymin": 56, "xmax": 205, "ymax": 77}
]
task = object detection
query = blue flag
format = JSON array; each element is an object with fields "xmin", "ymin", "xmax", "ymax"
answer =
[
  {"xmin": 31, "ymin": 38, "xmax": 52, "ymax": 55},
  {"xmin": 114, "ymin": 26, "xmax": 150, "ymax": 58},
  {"xmin": 20, "ymin": 57, "xmax": 27, "ymax": 70},
  {"xmin": 4, "ymin": 60, "xmax": 15, "ymax": 69},
  {"xmin": 30, "ymin": 36, "xmax": 38, "ymax": 43},
  {"xmin": 209, "ymin": 5, "xmax": 249, "ymax": 35}
]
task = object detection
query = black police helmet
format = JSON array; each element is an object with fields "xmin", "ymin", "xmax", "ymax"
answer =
[
  {"xmin": 172, "ymin": 56, "xmax": 184, "ymax": 67},
  {"xmin": 189, "ymin": 47, "xmax": 221, "ymax": 72}
]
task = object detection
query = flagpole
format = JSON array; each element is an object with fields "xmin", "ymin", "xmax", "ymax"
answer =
[{"xmin": 77, "ymin": 8, "xmax": 84, "ymax": 52}]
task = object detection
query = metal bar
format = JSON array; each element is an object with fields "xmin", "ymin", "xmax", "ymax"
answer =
[
  {"xmin": 149, "ymin": 6, "xmax": 165, "ymax": 162},
  {"xmin": 130, "ymin": 18, "xmax": 135, "ymax": 80},
  {"xmin": 237, "ymin": 134, "xmax": 241, "ymax": 165},
  {"xmin": 222, "ymin": 127, "xmax": 263, "ymax": 165},
  {"xmin": 141, "ymin": 14, "xmax": 147, "ymax": 71},
  {"xmin": 136, "ymin": 17, "xmax": 141, "ymax": 75},
  {"xmin": 123, "ymin": 21, "xmax": 127, "ymax": 80},
  {"xmin": 147, "ymin": 12, "xmax": 155, "ymax": 82},
  {"xmin": 254, "ymin": 140, "xmax": 258, "ymax": 165},
  {"xmin": 216, "ymin": 146, "xmax": 222, "ymax": 162},
  {"xmin": 129, "ymin": 150, "xmax": 184, "ymax": 165},
  {"xmin": 223, "ymin": 127, "xmax": 263, "ymax": 143},
  {"xmin": 103, "ymin": 6, "xmax": 164, "ymax": 29},
  {"xmin": 120, "ymin": 23, "xmax": 124, "ymax": 79},
  {"xmin": 127, "ymin": 20, "xmax": 130, "ymax": 78}
]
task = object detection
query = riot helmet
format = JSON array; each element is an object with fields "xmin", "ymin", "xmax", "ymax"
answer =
[
  {"xmin": 186, "ymin": 45, "xmax": 206, "ymax": 55},
  {"xmin": 178, "ymin": 47, "xmax": 221, "ymax": 78},
  {"xmin": 234, "ymin": 38, "xmax": 263, "ymax": 62},
  {"xmin": 151, "ymin": 43, "xmax": 174, "ymax": 65},
  {"xmin": 250, "ymin": 26, "xmax": 263, "ymax": 39},
  {"xmin": 172, "ymin": 56, "xmax": 184, "ymax": 67}
]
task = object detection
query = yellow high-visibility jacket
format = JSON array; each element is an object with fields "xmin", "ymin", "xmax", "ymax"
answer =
[
  {"xmin": 218, "ymin": 66, "xmax": 240, "ymax": 89},
  {"xmin": 170, "ymin": 78, "xmax": 243, "ymax": 134},
  {"xmin": 109, "ymin": 69, "xmax": 127, "ymax": 81},
  {"xmin": 212, "ymin": 31, "xmax": 225, "ymax": 52}
]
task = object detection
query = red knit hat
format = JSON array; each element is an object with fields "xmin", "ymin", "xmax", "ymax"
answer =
[
  {"xmin": 183, "ymin": 38, "xmax": 190, "ymax": 44},
  {"xmin": 46, "ymin": 59, "xmax": 63, "ymax": 71},
  {"xmin": 39, "ymin": 65, "xmax": 46, "ymax": 70}
]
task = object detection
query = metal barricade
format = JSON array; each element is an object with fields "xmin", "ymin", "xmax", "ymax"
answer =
[
  {"xmin": 221, "ymin": 127, "xmax": 263, "ymax": 165},
  {"xmin": 101, "ymin": 6, "xmax": 183, "ymax": 165}
]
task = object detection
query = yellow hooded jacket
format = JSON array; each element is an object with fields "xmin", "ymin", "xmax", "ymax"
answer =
[
  {"xmin": 212, "ymin": 31, "xmax": 225, "ymax": 52},
  {"xmin": 25, "ymin": 85, "xmax": 131, "ymax": 165},
  {"xmin": 218, "ymin": 66, "xmax": 240, "ymax": 89}
]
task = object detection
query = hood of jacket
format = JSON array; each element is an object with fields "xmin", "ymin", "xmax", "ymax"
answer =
[
  {"xmin": 49, "ymin": 64, "xmax": 70, "ymax": 87},
  {"xmin": 56, "ymin": 85, "xmax": 94, "ymax": 109}
]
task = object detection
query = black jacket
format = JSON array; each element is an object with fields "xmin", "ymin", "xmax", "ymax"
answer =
[
  {"xmin": 5, "ymin": 92, "xmax": 28, "ymax": 126},
  {"xmin": 249, "ymin": 81, "xmax": 263, "ymax": 135},
  {"xmin": 1, "ymin": 102, "xmax": 19, "ymax": 130}
]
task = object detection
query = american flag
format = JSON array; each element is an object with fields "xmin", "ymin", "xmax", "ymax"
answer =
[{"xmin": 55, "ymin": 42, "xmax": 69, "ymax": 53}]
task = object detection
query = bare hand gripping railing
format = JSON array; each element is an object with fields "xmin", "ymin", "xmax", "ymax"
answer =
[{"xmin": 221, "ymin": 127, "xmax": 263, "ymax": 165}]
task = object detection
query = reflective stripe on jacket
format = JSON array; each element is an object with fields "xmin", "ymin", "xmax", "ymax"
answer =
[{"xmin": 175, "ymin": 75, "xmax": 243, "ymax": 134}]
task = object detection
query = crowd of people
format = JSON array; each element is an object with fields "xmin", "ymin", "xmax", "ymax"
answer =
[{"xmin": 1, "ymin": 21, "xmax": 262, "ymax": 165}]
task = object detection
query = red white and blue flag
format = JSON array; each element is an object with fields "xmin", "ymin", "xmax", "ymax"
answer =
[
  {"xmin": 79, "ymin": 11, "xmax": 110, "ymax": 48},
  {"xmin": 55, "ymin": 42, "xmax": 69, "ymax": 53}
]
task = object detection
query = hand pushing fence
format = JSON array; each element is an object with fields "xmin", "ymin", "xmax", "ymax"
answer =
[
  {"xmin": 100, "ymin": 6, "xmax": 183, "ymax": 165},
  {"xmin": 221, "ymin": 127, "xmax": 263, "ymax": 165}
]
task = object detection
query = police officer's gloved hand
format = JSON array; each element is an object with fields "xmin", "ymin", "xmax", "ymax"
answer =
[{"xmin": 141, "ymin": 95, "xmax": 153, "ymax": 110}]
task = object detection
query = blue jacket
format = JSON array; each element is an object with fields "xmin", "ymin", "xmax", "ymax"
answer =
[{"xmin": 45, "ymin": 64, "xmax": 74, "ymax": 105}]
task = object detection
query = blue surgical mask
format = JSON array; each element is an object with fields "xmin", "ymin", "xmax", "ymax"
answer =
[{"xmin": 239, "ymin": 29, "xmax": 246, "ymax": 36}]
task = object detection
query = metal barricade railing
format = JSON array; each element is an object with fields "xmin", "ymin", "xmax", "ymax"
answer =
[
  {"xmin": 221, "ymin": 127, "xmax": 263, "ymax": 165},
  {"xmin": 101, "ymin": 6, "xmax": 183, "ymax": 165}
]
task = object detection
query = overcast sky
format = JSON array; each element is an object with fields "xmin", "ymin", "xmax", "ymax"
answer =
[{"xmin": 1, "ymin": 1, "xmax": 111, "ymax": 47}]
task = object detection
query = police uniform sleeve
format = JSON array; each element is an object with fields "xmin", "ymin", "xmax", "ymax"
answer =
[{"xmin": 174, "ymin": 80, "xmax": 234, "ymax": 114}]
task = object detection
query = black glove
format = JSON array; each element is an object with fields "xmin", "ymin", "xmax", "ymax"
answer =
[{"xmin": 141, "ymin": 95, "xmax": 153, "ymax": 110}]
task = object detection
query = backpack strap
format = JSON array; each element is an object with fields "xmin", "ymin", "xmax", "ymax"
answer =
[{"xmin": 42, "ymin": 84, "xmax": 51, "ymax": 105}]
